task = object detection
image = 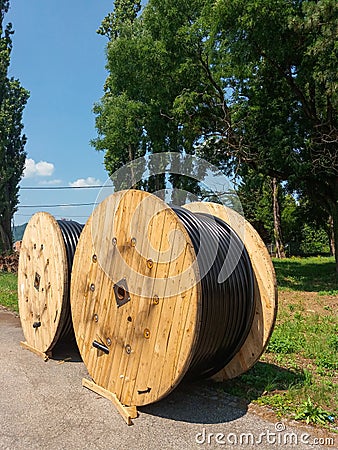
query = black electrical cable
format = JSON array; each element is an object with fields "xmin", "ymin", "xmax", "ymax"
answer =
[
  {"xmin": 172, "ymin": 207, "xmax": 255, "ymax": 380},
  {"xmin": 54, "ymin": 220, "xmax": 84, "ymax": 344}
]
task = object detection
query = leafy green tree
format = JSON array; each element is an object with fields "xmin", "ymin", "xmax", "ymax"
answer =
[
  {"xmin": 94, "ymin": 0, "xmax": 338, "ymax": 269},
  {"xmin": 0, "ymin": 0, "xmax": 29, "ymax": 252},
  {"xmin": 198, "ymin": 0, "xmax": 337, "ymax": 268},
  {"xmin": 300, "ymin": 224, "xmax": 330, "ymax": 255},
  {"xmin": 93, "ymin": 0, "xmax": 206, "ymax": 193},
  {"xmin": 97, "ymin": 0, "xmax": 141, "ymax": 40},
  {"xmin": 237, "ymin": 170, "xmax": 274, "ymax": 243},
  {"xmin": 162, "ymin": 0, "xmax": 338, "ymax": 269},
  {"xmin": 239, "ymin": 172, "xmax": 331, "ymax": 256}
]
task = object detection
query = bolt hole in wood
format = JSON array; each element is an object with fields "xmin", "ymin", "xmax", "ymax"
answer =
[
  {"xmin": 34, "ymin": 272, "xmax": 41, "ymax": 291},
  {"xmin": 125, "ymin": 344, "xmax": 131, "ymax": 355},
  {"xmin": 117, "ymin": 286, "xmax": 125, "ymax": 300},
  {"xmin": 143, "ymin": 329, "xmax": 150, "ymax": 339}
]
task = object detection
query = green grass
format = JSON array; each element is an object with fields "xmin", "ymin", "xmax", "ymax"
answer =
[
  {"xmin": 273, "ymin": 256, "xmax": 338, "ymax": 293},
  {"xmin": 0, "ymin": 272, "xmax": 18, "ymax": 312},
  {"xmin": 221, "ymin": 256, "xmax": 338, "ymax": 431}
]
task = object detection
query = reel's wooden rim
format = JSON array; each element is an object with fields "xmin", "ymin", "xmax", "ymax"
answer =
[
  {"xmin": 183, "ymin": 202, "xmax": 278, "ymax": 380},
  {"xmin": 71, "ymin": 190, "xmax": 201, "ymax": 406},
  {"xmin": 18, "ymin": 212, "xmax": 68, "ymax": 353}
]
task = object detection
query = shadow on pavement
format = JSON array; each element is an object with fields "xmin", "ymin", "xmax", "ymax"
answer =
[{"xmin": 140, "ymin": 379, "xmax": 247, "ymax": 424}]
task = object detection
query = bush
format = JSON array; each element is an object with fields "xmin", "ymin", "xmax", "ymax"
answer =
[{"xmin": 300, "ymin": 224, "xmax": 330, "ymax": 255}]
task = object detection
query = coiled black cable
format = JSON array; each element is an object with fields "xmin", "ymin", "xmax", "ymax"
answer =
[
  {"xmin": 54, "ymin": 220, "xmax": 83, "ymax": 344},
  {"xmin": 172, "ymin": 207, "xmax": 255, "ymax": 380}
]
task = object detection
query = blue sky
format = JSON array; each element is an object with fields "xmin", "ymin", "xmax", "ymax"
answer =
[{"xmin": 7, "ymin": 1, "xmax": 118, "ymax": 225}]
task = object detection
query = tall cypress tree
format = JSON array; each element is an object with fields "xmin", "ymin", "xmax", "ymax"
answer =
[{"xmin": 0, "ymin": 0, "xmax": 29, "ymax": 252}]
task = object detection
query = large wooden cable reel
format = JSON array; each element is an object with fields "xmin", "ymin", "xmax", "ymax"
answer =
[
  {"xmin": 18, "ymin": 212, "xmax": 83, "ymax": 357},
  {"xmin": 70, "ymin": 190, "xmax": 277, "ymax": 408},
  {"xmin": 183, "ymin": 202, "xmax": 278, "ymax": 381},
  {"xmin": 71, "ymin": 190, "xmax": 200, "ymax": 407}
]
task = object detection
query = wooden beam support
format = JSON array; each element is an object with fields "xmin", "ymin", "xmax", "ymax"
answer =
[
  {"xmin": 20, "ymin": 341, "xmax": 51, "ymax": 361},
  {"xmin": 82, "ymin": 378, "xmax": 138, "ymax": 426}
]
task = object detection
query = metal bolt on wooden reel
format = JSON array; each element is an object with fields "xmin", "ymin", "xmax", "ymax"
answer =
[
  {"xmin": 70, "ymin": 190, "xmax": 277, "ymax": 424},
  {"xmin": 18, "ymin": 212, "xmax": 83, "ymax": 360}
]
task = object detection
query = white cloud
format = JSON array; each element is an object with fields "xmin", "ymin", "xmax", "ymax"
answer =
[
  {"xmin": 24, "ymin": 158, "xmax": 55, "ymax": 178},
  {"xmin": 69, "ymin": 177, "xmax": 101, "ymax": 188}
]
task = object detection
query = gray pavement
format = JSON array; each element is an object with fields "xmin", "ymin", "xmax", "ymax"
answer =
[{"xmin": 0, "ymin": 307, "xmax": 336, "ymax": 450}]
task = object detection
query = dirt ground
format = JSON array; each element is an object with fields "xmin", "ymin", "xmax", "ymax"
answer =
[
  {"xmin": 278, "ymin": 290, "xmax": 338, "ymax": 316},
  {"xmin": 0, "ymin": 307, "xmax": 336, "ymax": 450}
]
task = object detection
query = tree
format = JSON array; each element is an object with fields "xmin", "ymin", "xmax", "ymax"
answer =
[
  {"xmin": 92, "ymin": 0, "xmax": 206, "ymax": 193},
  {"xmin": 237, "ymin": 170, "xmax": 274, "ymax": 242},
  {"xmin": 0, "ymin": 0, "xmax": 29, "ymax": 252},
  {"xmin": 189, "ymin": 0, "xmax": 338, "ymax": 268},
  {"xmin": 159, "ymin": 0, "xmax": 338, "ymax": 269},
  {"xmin": 97, "ymin": 0, "xmax": 141, "ymax": 40},
  {"xmin": 94, "ymin": 0, "xmax": 338, "ymax": 270}
]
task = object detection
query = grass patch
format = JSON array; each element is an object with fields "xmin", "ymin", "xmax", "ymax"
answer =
[
  {"xmin": 221, "ymin": 256, "xmax": 338, "ymax": 431},
  {"xmin": 0, "ymin": 272, "xmax": 18, "ymax": 312},
  {"xmin": 272, "ymin": 256, "xmax": 338, "ymax": 292}
]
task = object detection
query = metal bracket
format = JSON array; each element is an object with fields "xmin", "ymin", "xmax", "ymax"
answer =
[{"xmin": 113, "ymin": 278, "xmax": 131, "ymax": 308}]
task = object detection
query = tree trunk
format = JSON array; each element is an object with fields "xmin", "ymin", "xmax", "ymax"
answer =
[
  {"xmin": 328, "ymin": 215, "xmax": 335, "ymax": 257},
  {"xmin": 272, "ymin": 177, "xmax": 285, "ymax": 258},
  {"xmin": 128, "ymin": 144, "xmax": 136, "ymax": 187},
  {"xmin": 328, "ymin": 205, "xmax": 338, "ymax": 273},
  {"xmin": 0, "ymin": 212, "xmax": 12, "ymax": 253}
]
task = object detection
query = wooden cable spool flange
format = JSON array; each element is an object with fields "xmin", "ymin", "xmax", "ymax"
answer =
[
  {"xmin": 18, "ymin": 212, "xmax": 83, "ymax": 359},
  {"xmin": 70, "ymin": 190, "xmax": 277, "ymax": 422}
]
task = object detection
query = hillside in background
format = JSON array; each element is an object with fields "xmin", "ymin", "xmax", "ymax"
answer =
[{"xmin": 13, "ymin": 223, "xmax": 27, "ymax": 242}]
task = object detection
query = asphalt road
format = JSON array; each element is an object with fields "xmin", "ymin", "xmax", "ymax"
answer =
[{"xmin": 0, "ymin": 307, "xmax": 336, "ymax": 450}]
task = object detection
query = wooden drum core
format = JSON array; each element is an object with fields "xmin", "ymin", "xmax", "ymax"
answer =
[
  {"xmin": 18, "ymin": 212, "xmax": 82, "ymax": 354},
  {"xmin": 71, "ymin": 190, "xmax": 201, "ymax": 406}
]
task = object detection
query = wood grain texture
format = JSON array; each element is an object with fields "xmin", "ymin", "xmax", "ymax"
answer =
[
  {"xmin": 82, "ymin": 378, "xmax": 138, "ymax": 425},
  {"xmin": 18, "ymin": 212, "xmax": 69, "ymax": 353},
  {"xmin": 71, "ymin": 190, "xmax": 201, "ymax": 406}
]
